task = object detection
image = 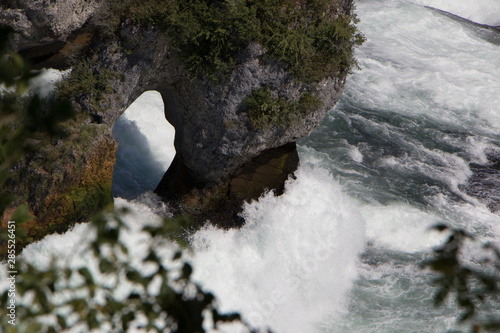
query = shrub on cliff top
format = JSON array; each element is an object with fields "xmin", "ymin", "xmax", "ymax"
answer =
[
  {"xmin": 243, "ymin": 85, "xmax": 322, "ymax": 128},
  {"xmin": 104, "ymin": 0, "xmax": 364, "ymax": 82}
]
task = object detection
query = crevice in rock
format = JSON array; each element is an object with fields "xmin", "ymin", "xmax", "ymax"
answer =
[
  {"xmin": 18, "ymin": 28, "xmax": 93, "ymax": 69},
  {"xmin": 155, "ymin": 142, "xmax": 299, "ymax": 229}
]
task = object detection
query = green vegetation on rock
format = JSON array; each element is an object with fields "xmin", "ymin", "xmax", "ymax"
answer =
[
  {"xmin": 0, "ymin": 26, "xmax": 74, "ymax": 253},
  {"xmin": 102, "ymin": 0, "xmax": 364, "ymax": 82},
  {"xmin": 0, "ymin": 25, "xmax": 119, "ymax": 253},
  {"xmin": 243, "ymin": 85, "xmax": 322, "ymax": 128},
  {"xmin": 56, "ymin": 57, "xmax": 120, "ymax": 114}
]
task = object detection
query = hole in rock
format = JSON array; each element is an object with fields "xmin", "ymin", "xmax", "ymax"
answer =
[{"xmin": 112, "ymin": 91, "xmax": 176, "ymax": 199}]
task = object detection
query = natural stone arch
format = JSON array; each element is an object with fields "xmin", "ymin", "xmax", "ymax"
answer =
[
  {"xmin": 1, "ymin": 1, "xmax": 352, "ymax": 243},
  {"xmin": 84, "ymin": 37, "xmax": 346, "ymax": 226}
]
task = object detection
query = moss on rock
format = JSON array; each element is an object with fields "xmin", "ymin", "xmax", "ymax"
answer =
[{"xmin": 2, "ymin": 119, "xmax": 117, "ymax": 252}]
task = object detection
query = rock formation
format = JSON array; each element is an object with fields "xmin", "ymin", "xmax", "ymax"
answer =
[{"xmin": 0, "ymin": 0, "xmax": 359, "ymax": 243}]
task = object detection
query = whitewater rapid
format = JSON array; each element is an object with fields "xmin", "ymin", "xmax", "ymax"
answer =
[
  {"xmin": 412, "ymin": 0, "xmax": 500, "ymax": 26},
  {"xmin": 189, "ymin": 166, "xmax": 365, "ymax": 331}
]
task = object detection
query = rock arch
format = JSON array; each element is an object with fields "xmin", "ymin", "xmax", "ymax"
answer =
[{"xmin": 1, "ymin": 1, "xmax": 350, "ymax": 241}]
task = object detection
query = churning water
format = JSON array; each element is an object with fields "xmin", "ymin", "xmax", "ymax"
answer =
[{"xmin": 3, "ymin": 0, "xmax": 500, "ymax": 332}]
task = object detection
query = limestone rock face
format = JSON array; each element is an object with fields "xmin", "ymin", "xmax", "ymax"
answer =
[
  {"xmin": 1, "ymin": 0, "xmax": 100, "ymax": 50},
  {"xmin": 58, "ymin": 21, "xmax": 348, "ymax": 195},
  {"xmin": 1, "ymin": 0, "xmax": 352, "ymax": 231}
]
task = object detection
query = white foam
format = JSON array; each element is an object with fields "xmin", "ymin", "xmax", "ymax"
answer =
[
  {"xmin": 188, "ymin": 166, "xmax": 366, "ymax": 333},
  {"xmin": 1, "ymin": 68, "xmax": 68, "ymax": 96},
  {"xmin": 0, "ymin": 198, "xmax": 175, "ymax": 332},
  {"xmin": 350, "ymin": 0, "xmax": 500, "ymax": 131},
  {"xmin": 112, "ymin": 91, "xmax": 176, "ymax": 198},
  {"xmin": 1, "ymin": 171, "xmax": 365, "ymax": 333},
  {"xmin": 28, "ymin": 68, "xmax": 70, "ymax": 97},
  {"xmin": 5, "ymin": 197, "xmax": 166, "ymax": 271},
  {"xmin": 360, "ymin": 203, "xmax": 448, "ymax": 252},
  {"xmin": 410, "ymin": 0, "xmax": 500, "ymax": 26},
  {"xmin": 119, "ymin": 91, "xmax": 176, "ymax": 169},
  {"xmin": 348, "ymin": 146, "xmax": 364, "ymax": 163}
]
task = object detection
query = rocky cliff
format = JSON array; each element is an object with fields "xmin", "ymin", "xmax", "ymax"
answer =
[{"xmin": 1, "ymin": 0, "xmax": 362, "ymax": 241}]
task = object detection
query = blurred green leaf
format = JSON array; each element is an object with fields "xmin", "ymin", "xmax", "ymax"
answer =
[
  {"xmin": 57, "ymin": 314, "xmax": 67, "ymax": 329},
  {"xmin": 78, "ymin": 267, "xmax": 94, "ymax": 284},
  {"xmin": 25, "ymin": 322, "xmax": 43, "ymax": 333},
  {"xmin": 422, "ymin": 225, "xmax": 500, "ymax": 331},
  {"xmin": 99, "ymin": 258, "xmax": 113, "ymax": 273},
  {"xmin": 11, "ymin": 204, "xmax": 33, "ymax": 224},
  {"xmin": 172, "ymin": 250, "xmax": 182, "ymax": 261}
]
